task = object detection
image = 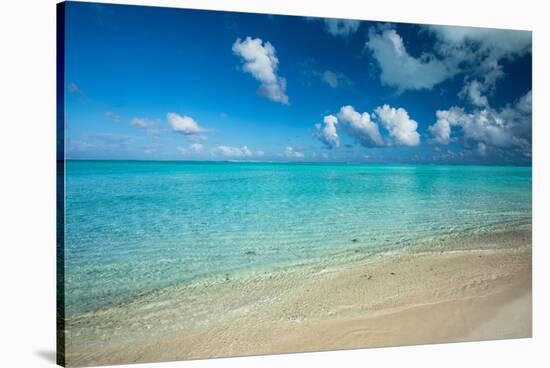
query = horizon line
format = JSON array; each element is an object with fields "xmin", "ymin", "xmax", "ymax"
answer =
[{"xmin": 61, "ymin": 158, "xmax": 533, "ymax": 167}]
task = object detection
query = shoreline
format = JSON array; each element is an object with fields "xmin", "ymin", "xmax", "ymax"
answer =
[
  {"xmin": 65, "ymin": 224, "xmax": 532, "ymax": 316},
  {"xmin": 64, "ymin": 228, "xmax": 532, "ymax": 366}
]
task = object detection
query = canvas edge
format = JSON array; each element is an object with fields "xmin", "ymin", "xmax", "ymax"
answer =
[{"xmin": 56, "ymin": 1, "xmax": 67, "ymax": 367}]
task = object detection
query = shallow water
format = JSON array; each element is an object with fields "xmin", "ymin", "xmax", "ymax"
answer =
[{"xmin": 64, "ymin": 161, "xmax": 531, "ymax": 316}]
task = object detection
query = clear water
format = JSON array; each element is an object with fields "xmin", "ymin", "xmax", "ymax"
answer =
[{"xmin": 64, "ymin": 161, "xmax": 532, "ymax": 316}]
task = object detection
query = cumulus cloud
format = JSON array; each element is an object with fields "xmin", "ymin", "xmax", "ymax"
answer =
[
  {"xmin": 515, "ymin": 90, "xmax": 532, "ymax": 114},
  {"xmin": 427, "ymin": 26, "xmax": 531, "ymax": 60},
  {"xmin": 366, "ymin": 28, "xmax": 453, "ymax": 92},
  {"xmin": 212, "ymin": 145, "xmax": 264, "ymax": 158},
  {"xmin": 232, "ymin": 37, "xmax": 289, "ymax": 104},
  {"xmin": 167, "ymin": 113, "xmax": 208, "ymax": 141},
  {"xmin": 177, "ymin": 143, "xmax": 205, "ymax": 155},
  {"xmin": 427, "ymin": 25, "xmax": 531, "ymax": 93},
  {"xmin": 429, "ymin": 108, "xmax": 460, "ymax": 144},
  {"xmin": 323, "ymin": 19, "xmax": 360, "ymax": 37},
  {"xmin": 337, "ymin": 105, "xmax": 384, "ymax": 147},
  {"xmin": 285, "ymin": 146, "xmax": 305, "ymax": 158},
  {"xmin": 428, "ymin": 90, "xmax": 532, "ymax": 157},
  {"xmin": 459, "ymin": 80, "xmax": 489, "ymax": 107},
  {"xmin": 433, "ymin": 108, "xmax": 511, "ymax": 147},
  {"xmin": 314, "ymin": 104, "xmax": 420, "ymax": 148},
  {"xmin": 374, "ymin": 105, "xmax": 421, "ymax": 146},
  {"xmin": 366, "ymin": 25, "xmax": 531, "ymax": 95},
  {"xmin": 315, "ymin": 115, "xmax": 340, "ymax": 148},
  {"xmin": 212, "ymin": 145, "xmax": 253, "ymax": 158}
]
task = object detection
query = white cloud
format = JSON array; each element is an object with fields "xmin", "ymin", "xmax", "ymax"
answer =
[
  {"xmin": 232, "ymin": 37, "xmax": 289, "ymax": 104},
  {"xmin": 313, "ymin": 104, "xmax": 420, "ymax": 148},
  {"xmin": 130, "ymin": 117, "xmax": 155, "ymax": 129},
  {"xmin": 459, "ymin": 80, "xmax": 489, "ymax": 107},
  {"xmin": 516, "ymin": 90, "xmax": 532, "ymax": 114},
  {"xmin": 427, "ymin": 26, "xmax": 531, "ymax": 58},
  {"xmin": 374, "ymin": 105, "xmax": 421, "ymax": 146},
  {"xmin": 285, "ymin": 146, "xmax": 305, "ymax": 158},
  {"xmin": 366, "ymin": 25, "xmax": 531, "ymax": 95},
  {"xmin": 429, "ymin": 108, "xmax": 461, "ymax": 144},
  {"xmin": 167, "ymin": 113, "xmax": 208, "ymax": 141},
  {"xmin": 212, "ymin": 145, "xmax": 253, "ymax": 158},
  {"xmin": 428, "ymin": 25, "xmax": 531, "ymax": 93},
  {"xmin": 460, "ymin": 110, "xmax": 513, "ymax": 147},
  {"xmin": 337, "ymin": 105, "xmax": 384, "ymax": 147},
  {"xmin": 323, "ymin": 19, "xmax": 360, "ymax": 37},
  {"xmin": 366, "ymin": 28, "xmax": 452, "ymax": 92},
  {"xmin": 178, "ymin": 143, "xmax": 205, "ymax": 155},
  {"xmin": 315, "ymin": 114, "xmax": 340, "ymax": 148},
  {"xmin": 428, "ymin": 90, "xmax": 532, "ymax": 156},
  {"xmin": 167, "ymin": 113, "xmax": 204, "ymax": 134}
]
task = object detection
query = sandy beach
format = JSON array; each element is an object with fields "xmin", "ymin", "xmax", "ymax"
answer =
[{"xmin": 63, "ymin": 228, "xmax": 531, "ymax": 366}]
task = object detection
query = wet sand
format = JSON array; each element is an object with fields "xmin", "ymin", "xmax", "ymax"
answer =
[{"xmin": 63, "ymin": 229, "xmax": 532, "ymax": 366}]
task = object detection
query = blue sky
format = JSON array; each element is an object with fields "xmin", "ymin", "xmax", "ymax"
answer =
[{"xmin": 64, "ymin": 2, "xmax": 532, "ymax": 164}]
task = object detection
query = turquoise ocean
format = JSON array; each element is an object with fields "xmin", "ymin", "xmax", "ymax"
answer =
[{"xmin": 64, "ymin": 161, "xmax": 532, "ymax": 316}]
